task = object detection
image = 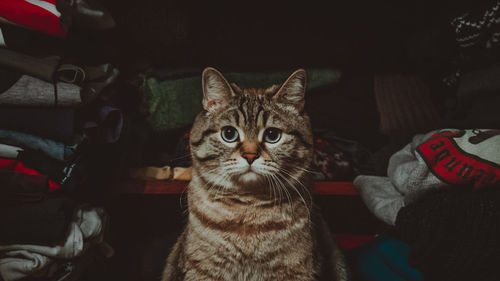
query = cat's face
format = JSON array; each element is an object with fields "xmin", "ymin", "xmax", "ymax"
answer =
[{"xmin": 190, "ymin": 68, "xmax": 313, "ymax": 195}]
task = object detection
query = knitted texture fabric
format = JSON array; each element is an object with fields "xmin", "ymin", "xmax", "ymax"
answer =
[
  {"xmin": 0, "ymin": 75, "xmax": 81, "ymax": 107},
  {"xmin": 395, "ymin": 186, "xmax": 500, "ymax": 281},
  {"xmin": 451, "ymin": 1, "xmax": 500, "ymax": 53},
  {"xmin": 443, "ymin": 1, "xmax": 500, "ymax": 87},
  {"xmin": 447, "ymin": 0, "xmax": 500, "ymax": 78}
]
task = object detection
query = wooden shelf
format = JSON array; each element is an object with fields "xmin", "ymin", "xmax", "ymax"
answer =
[
  {"xmin": 314, "ymin": 181, "xmax": 358, "ymax": 195},
  {"xmin": 117, "ymin": 180, "xmax": 358, "ymax": 195}
]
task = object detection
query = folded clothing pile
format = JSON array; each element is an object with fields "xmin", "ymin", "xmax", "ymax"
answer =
[
  {"xmin": 354, "ymin": 128, "xmax": 500, "ymax": 225},
  {"xmin": 0, "ymin": 199, "xmax": 113, "ymax": 281},
  {"xmin": 0, "ymin": 0, "xmax": 127, "ymax": 199},
  {"xmin": 0, "ymin": 3, "xmax": 120, "ymax": 280},
  {"xmin": 0, "ymin": 50, "xmax": 123, "ymax": 196},
  {"xmin": 354, "ymin": 128, "xmax": 500, "ymax": 280},
  {"xmin": 0, "ymin": 159, "xmax": 112, "ymax": 281}
]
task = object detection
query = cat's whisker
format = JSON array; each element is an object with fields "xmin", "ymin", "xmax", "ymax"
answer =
[
  {"xmin": 201, "ymin": 167, "xmax": 228, "ymax": 197},
  {"xmin": 178, "ymin": 183, "xmax": 189, "ymax": 211},
  {"xmin": 270, "ymin": 174, "xmax": 284, "ymax": 216},
  {"xmin": 270, "ymin": 174, "xmax": 285, "ymax": 214},
  {"xmin": 213, "ymin": 174, "xmax": 230, "ymax": 199},
  {"xmin": 273, "ymin": 173, "xmax": 294, "ymax": 219},
  {"xmin": 270, "ymin": 173, "xmax": 282, "ymax": 209},
  {"xmin": 265, "ymin": 174, "xmax": 277, "ymax": 207},
  {"xmin": 209, "ymin": 169, "xmax": 230, "ymax": 190},
  {"xmin": 271, "ymin": 176, "xmax": 279, "ymax": 209},
  {"xmin": 207, "ymin": 174, "xmax": 228, "ymax": 200},
  {"xmin": 265, "ymin": 174, "xmax": 271, "ymax": 200},
  {"xmin": 279, "ymin": 167, "xmax": 314, "ymax": 212},
  {"xmin": 293, "ymin": 166, "xmax": 316, "ymax": 173},
  {"xmin": 265, "ymin": 174, "xmax": 273, "ymax": 202},
  {"xmin": 277, "ymin": 171, "xmax": 311, "ymax": 219},
  {"xmin": 165, "ymin": 153, "xmax": 192, "ymax": 162}
]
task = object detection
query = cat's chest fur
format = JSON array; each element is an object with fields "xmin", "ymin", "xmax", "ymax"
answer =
[
  {"xmin": 181, "ymin": 179, "xmax": 317, "ymax": 281},
  {"xmin": 183, "ymin": 230, "xmax": 315, "ymax": 281}
]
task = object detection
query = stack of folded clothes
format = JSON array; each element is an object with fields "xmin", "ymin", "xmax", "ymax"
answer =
[
  {"xmin": 0, "ymin": 0, "xmax": 126, "ymax": 196},
  {"xmin": 0, "ymin": 2, "xmax": 122, "ymax": 280},
  {"xmin": 0, "ymin": 159, "xmax": 113, "ymax": 281},
  {"xmin": 0, "ymin": 50, "xmax": 123, "ymax": 195},
  {"xmin": 0, "ymin": 193, "xmax": 113, "ymax": 281}
]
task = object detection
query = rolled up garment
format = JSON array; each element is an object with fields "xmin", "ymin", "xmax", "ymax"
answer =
[
  {"xmin": 0, "ymin": 143, "xmax": 22, "ymax": 159},
  {"xmin": 80, "ymin": 104, "xmax": 123, "ymax": 143},
  {"xmin": 0, "ymin": 250, "xmax": 53, "ymax": 281},
  {"xmin": 0, "ymin": 129, "xmax": 76, "ymax": 161},
  {"xmin": 0, "ymin": 26, "xmax": 5, "ymax": 47},
  {"xmin": 0, "ymin": 206, "xmax": 109, "ymax": 259},
  {"xmin": 0, "ymin": 206, "xmax": 111, "ymax": 281}
]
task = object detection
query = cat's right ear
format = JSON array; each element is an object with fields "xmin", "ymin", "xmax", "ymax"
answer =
[
  {"xmin": 202, "ymin": 67, "xmax": 235, "ymax": 111},
  {"xmin": 273, "ymin": 69, "xmax": 307, "ymax": 111}
]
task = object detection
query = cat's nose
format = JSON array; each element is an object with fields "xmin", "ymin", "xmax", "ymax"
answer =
[{"xmin": 242, "ymin": 153, "xmax": 259, "ymax": 165}]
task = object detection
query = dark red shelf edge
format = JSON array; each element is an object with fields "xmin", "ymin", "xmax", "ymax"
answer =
[{"xmin": 117, "ymin": 180, "xmax": 359, "ymax": 196}]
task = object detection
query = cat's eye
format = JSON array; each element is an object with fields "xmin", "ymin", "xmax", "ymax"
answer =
[
  {"xmin": 263, "ymin": 128, "xmax": 282, "ymax": 143},
  {"xmin": 221, "ymin": 126, "xmax": 239, "ymax": 143}
]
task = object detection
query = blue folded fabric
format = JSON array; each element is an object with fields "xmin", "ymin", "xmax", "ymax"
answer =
[
  {"xmin": 347, "ymin": 233, "xmax": 423, "ymax": 281},
  {"xmin": 0, "ymin": 129, "xmax": 76, "ymax": 161}
]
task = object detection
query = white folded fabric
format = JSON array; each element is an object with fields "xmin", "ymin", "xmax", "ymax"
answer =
[
  {"xmin": 0, "ymin": 250, "xmax": 52, "ymax": 281},
  {"xmin": 0, "ymin": 143, "xmax": 23, "ymax": 159},
  {"xmin": 0, "ymin": 207, "xmax": 110, "ymax": 281}
]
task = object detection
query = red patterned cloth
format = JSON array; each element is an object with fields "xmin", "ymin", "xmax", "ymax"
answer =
[
  {"xmin": 355, "ymin": 128, "xmax": 500, "ymax": 226},
  {"xmin": 416, "ymin": 129, "xmax": 500, "ymax": 188}
]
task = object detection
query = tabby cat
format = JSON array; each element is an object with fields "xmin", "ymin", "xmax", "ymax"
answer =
[{"xmin": 162, "ymin": 68, "xmax": 349, "ymax": 281}]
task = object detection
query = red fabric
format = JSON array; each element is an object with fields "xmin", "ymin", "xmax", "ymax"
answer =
[
  {"xmin": 0, "ymin": 0, "xmax": 67, "ymax": 37},
  {"xmin": 334, "ymin": 233, "xmax": 376, "ymax": 250},
  {"xmin": 0, "ymin": 158, "xmax": 60, "ymax": 190}
]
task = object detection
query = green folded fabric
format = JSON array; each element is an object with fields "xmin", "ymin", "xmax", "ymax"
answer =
[{"xmin": 143, "ymin": 69, "xmax": 341, "ymax": 131}]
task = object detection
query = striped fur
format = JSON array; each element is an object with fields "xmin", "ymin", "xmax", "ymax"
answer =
[{"xmin": 162, "ymin": 68, "xmax": 349, "ymax": 281}]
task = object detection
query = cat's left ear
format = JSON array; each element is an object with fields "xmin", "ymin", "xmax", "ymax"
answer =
[
  {"xmin": 202, "ymin": 67, "xmax": 236, "ymax": 111},
  {"xmin": 273, "ymin": 69, "xmax": 307, "ymax": 111}
]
